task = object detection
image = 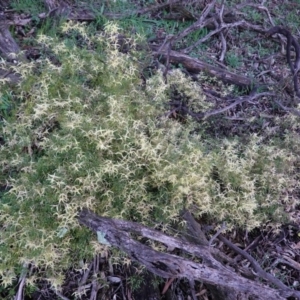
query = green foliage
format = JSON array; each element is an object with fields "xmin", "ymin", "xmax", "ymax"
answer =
[
  {"xmin": 0, "ymin": 21, "xmax": 299, "ymax": 289},
  {"xmin": 0, "ymin": 91, "xmax": 14, "ymax": 118},
  {"xmin": 104, "ymin": 0, "xmax": 134, "ymax": 13},
  {"xmin": 129, "ymin": 274, "xmax": 144, "ymax": 292},
  {"xmin": 226, "ymin": 51, "xmax": 241, "ymax": 68},
  {"xmin": 10, "ymin": 0, "xmax": 45, "ymax": 15}
]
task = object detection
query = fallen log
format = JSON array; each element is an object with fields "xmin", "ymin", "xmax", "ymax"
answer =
[
  {"xmin": 78, "ymin": 209, "xmax": 298, "ymax": 300},
  {"xmin": 151, "ymin": 45, "xmax": 260, "ymax": 90}
]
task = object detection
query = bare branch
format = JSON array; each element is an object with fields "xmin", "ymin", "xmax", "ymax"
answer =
[
  {"xmin": 274, "ymin": 100, "xmax": 300, "ymax": 117},
  {"xmin": 184, "ymin": 20, "xmax": 245, "ymax": 54},
  {"xmin": 217, "ymin": 234, "xmax": 294, "ymax": 292},
  {"xmin": 172, "ymin": 0, "xmax": 217, "ymax": 43},
  {"xmin": 151, "ymin": 45, "xmax": 260, "ymax": 88},
  {"xmin": 201, "ymin": 92, "xmax": 274, "ymax": 119}
]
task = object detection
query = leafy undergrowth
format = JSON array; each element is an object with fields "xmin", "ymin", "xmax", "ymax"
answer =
[
  {"xmin": 1, "ymin": 0, "xmax": 300, "ymax": 299},
  {"xmin": 0, "ymin": 20, "xmax": 300, "ymax": 293}
]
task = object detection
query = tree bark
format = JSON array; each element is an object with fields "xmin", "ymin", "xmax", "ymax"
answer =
[
  {"xmin": 0, "ymin": 13, "xmax": 22, "ymax": 61},
  {"xmin": 181, "ymin": 210, "xmax": 242, "ymax": 300},
  {"xmin": 78, "ymin": 209, "xmax": 295, "ymax": 300},
  {"xmin": 151, "ymin": 45, "xmax": 260, "ymax": 90}
]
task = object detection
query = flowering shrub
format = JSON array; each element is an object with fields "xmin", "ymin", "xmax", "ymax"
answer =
[{"xmin": 0, "ymin": 22, "xmax": 298, "ymax": 287}]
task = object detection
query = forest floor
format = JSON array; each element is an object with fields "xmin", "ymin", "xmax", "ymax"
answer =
[{"xmin": 2, "ymin": 0, "xmax": 300, "ymax": 299}]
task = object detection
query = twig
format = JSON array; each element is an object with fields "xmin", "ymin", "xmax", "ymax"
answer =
[
  {"xmin": 181, "ymin": 210, "xmax": 259, "ymax": 279},
  {"xmin": 162, "ymin": 277, "xmax": 176, "ymax": 295},
  {"xmin": 198, "ymin": 0, "xmax": 217, "ymax": 23},
  {"xmin": 202, "ymin": 92, "xmax": 274, "ymax": 119},
  {"xmin": 179, "ymin": 92, "xmax": 274, "ymax": 120},
  {"xmin": 89, "ymin": 254, "xmax": 100, "ymax": 300},
  {"xmin": 209, "ymin": 222, "xmax": 226, "ymax": 247},
  {"xmin": 14, "ymin": 264, "xmax": 33, "ymax": 300},
  {"xmin": 172, "ymin": 0, "xmax": 217, "ymax": 43},
  {"xmin": 219, "ymin": 31, "xmax": 227, "ymax": 62},
  {"xmin": 78, "ymin": 261, "xmax": 93, "ymax": 287},
  {"xmin": 274, "ymin": 100, "xmax": 300, "ymax": 117},
  {"xmin": 270, "ymin": 258, "xmax": 300, "ymax": 272},
  {"xmin": 219, "ymin": 0, "xmax": 226, "ymax": 20},
  {"xmin": 217, "ymin": 0, "xmax": 227, "ymax": 62},
  {"xmin": 266, "ymin": 26, "xmax": 300, "ymax": 98},
  {"xmin": 236, "ymin": 3, "xmax": 275, "ymax": 27},
  {"xmin": 217, "ymin": 234, "xmax": 290, "ymax": 291},
  {"xmin": 14, "ymin": 274, "xmax": 26, "ymax": 300},
  {"xmin": 158, "ymin": 35, "xmax": 175, "ymax": 81},
  {"xmin": 184, "ymin": 20, "xmax": 245, "ymax": 54},
  {"xmin": 166, "ymin": 92, "xmax": 274, "ymax": 121},
  {"xmin": 54, "ymin": 290, "xmax": 70, "ymax": 300}
]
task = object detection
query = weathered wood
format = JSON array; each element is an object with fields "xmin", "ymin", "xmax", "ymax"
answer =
[
  {"xmin": 78, "ymin": 209, "xmax": 294, "ymax": 300},
  {"xmin": 151, "ymin": 45, "xmax": 259, "ymax": 89},
  {"xmin": 0, "ymin": 13, "xmax": 22, "ymax": 61},
  {"xmin": 0, "ymin": 13, "xmax": 27, "ymax": 83},
  {"xmin": 181, "ymin": 210, "xmax": 241, "ymax": 300}
]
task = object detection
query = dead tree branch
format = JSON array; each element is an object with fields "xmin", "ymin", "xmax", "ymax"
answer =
[
  {"xmin": 78, "ymin": 209, "xmax": 297, "ymax": 300},
  {"xmin": 217, "ymin": 234, "xmax": 292, "ymax": 292},
  {"xmin": 200, "ymin": 92, "xmax": 274, "ymax": 119},
  {"xmin": 266, "ymin": 26, "xmax": 300, "ymax": 99},
  {"xmin": 183, "ymin": 20, "xmax": 245, "ymax": 54},
  {"xmin": 172, "ymin": 0, "xmax": 217, "ymax": 43},
  {"xmin": 151, "ymin": 45, "xmax": 260, "ymax": 89}
]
